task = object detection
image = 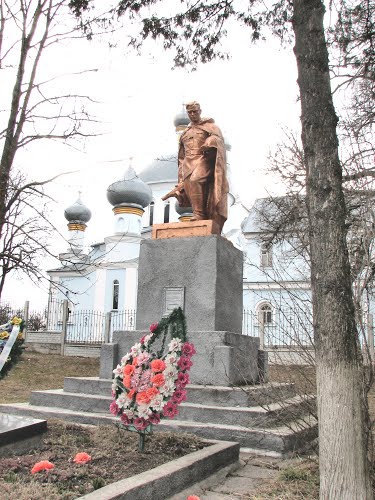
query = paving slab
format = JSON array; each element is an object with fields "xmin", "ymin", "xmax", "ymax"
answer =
[
  {"xmin": 0, "ymin": 413, "xmax": 47, "ymax": 457},
  {"xmin": 232, "ymin": 463, "xmax": 279, "ymax": 479},
  {"xmin": 210, "ymin": 475, "xmax": 265, "ymax": 495}
]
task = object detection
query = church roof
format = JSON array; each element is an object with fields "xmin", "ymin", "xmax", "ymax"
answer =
[
  {"xmin": 139, "ymin": 154, "xmax": 178, "ymax": 184},
  {"xmin": 241, "ymin": 198, "xmax": 279, "ymax": 233}
]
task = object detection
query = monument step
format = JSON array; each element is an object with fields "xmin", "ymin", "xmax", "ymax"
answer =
[
  {"xmin": 63, "ymin": 377, "xmax": 298, "ymax": 407},
  {"xmin": 175, "ymin": 395, "xmax": 315, "ymax": 428},
  {"xmin": 0, "ymin": 403, "xmax": 317, "ymax": 456},
  {"xmin": 28, "ymin": 388, "xmax": 315, "ymax": 429}
]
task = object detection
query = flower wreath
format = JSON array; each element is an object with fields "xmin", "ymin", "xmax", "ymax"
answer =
[
  {"xmin": 110, "ymin": 308, "xmax": 196, "ymax": 432},
  {"xmin": 0, "ymin": 316, "xmax": 25, "ymax": 379}
]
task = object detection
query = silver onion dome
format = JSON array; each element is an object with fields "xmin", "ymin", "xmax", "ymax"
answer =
[
  {"xmin": 107, "ymin": 167, "xmax": 152, "ymax": 208},
  {"xmin": 64, "ymin": 196, "xmax": 92, "ymax": 223}
]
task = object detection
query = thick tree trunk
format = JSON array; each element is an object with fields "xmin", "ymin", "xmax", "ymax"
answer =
[{"xmin": 292, "ymin": 0, "xmax": 372, "ymax": 498}]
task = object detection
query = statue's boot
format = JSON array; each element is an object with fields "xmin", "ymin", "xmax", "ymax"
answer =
[{"xmin": 190, "ymin": 183, "xmax": 207, "ymax": 221}]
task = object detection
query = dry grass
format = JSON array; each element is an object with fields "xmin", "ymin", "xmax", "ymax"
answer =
[
  {"xmin": 0, "ymin": 420, "xmax": 206, "ymax": 500},
  {"xmin": 0, "ymin": 351, "xmax": 99, "ymax": 404},
  {"xmin": 249, "ymin": 460, "xmax": 319, "ymax": 499},
  {"xmin": 2, "ymin": 352, "xmax": 375, "ymax": 499}
]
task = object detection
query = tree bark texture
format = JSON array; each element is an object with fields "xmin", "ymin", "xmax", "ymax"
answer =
[{"xmin": 292, "ymin": 0, "xmax": 372, "ymax": 498}]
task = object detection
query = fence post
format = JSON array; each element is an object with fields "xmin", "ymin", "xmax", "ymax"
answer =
[
  {"xmin": 23, "ymin": 301, "xmax": 30, "ymax": 341},
  {"xmin": 259, "ymin": 320, "xmax": 265, "ymax": 350},
  {"xmin": 104, "ymin": 312, "xmax": 112, "ymax": 343},
  {"xmin": 367, "ymin": 313, "xmax": 374, "ymax": 364},
  {"xmin": 61, "ymin": 300, "xmax": 69, "ymax": 356}
]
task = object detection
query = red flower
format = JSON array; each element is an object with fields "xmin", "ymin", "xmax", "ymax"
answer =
[
  {"xmin": 31, "ymin": 460, "xmax": 55, "ymax": 474},
  {"xmin": 123, "ymin": 364, "xmax": 135, "ymax": 376},
  {"xmin": 177, "ymin": 372, "xmax": 190, "ymax": 388},
  {"xmin": 150, "ymin": 359, "xmax": 166, "ymax": 372},
  {"xmin": 134, "ymin": 417, "xmax": 149, "ymax": 430},
  {"xmin": 109, "ymin": 400, "xmax": 120, "ymax": 415},
  {"xmin": 149, "ymin": 322, "xmax": 158, "ymax": 332},
  {"xmin": 120, "ymin": 413, "xmax": 130, "ymax": 425},
  {"xmin": 123, "ymin": 375, "xmax": 131, "ymax": 388},
  {"xmin": 177, "ymin": 356, "xmax": 193, "ymax": 371},
  {"xmin": 152, "ymin": 373, "xmax": 165, "ymax": 387},
  {"xmin": 148, "ymin": 413, "xmax": 161, "ymax": 425},
  {"xmin": 127, "ymin": 388, "xmax": 136, "ymax": 400},
  {"xmin": 182, "ymin": 342, "xmax": 196, "ymax": 357},
  {"xmin": 146, "ymin": 387, "xmax": 159, "ymax": 399},
  {"xmin": 172, "ymin": 388, "xmax": 187, "ymax": 404},
  {"xmin": 73, "ymin": 452, "xmax": 91, "ymax": 464},
  {"xmin": 187, "ymin": 496, "xmax": 201, "ymax": 500},
  {"xmin": 163, "ymin": 401, "xmax": 179, "ymax": 418},
  {"xmin": 136, "ymin": 391, "xmax": 152, "ymax": 405}
]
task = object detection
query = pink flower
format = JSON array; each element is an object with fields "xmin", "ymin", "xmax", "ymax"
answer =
[
  {"xmin": 134, "ymin": 417, "xmax": 149, "ymax": 430},
  {"xmin": 177, "ymin": 356, "xmax": 193, "ymax": 371},
  {"xmin": 120, "ymin": 413, "xmax": 130, "ymax": 425},
  {"xmin": 73, "ymin": 452, "xmax": 91, "ymax": 464},
  {"xmin": 149, "ymin": 322, "xmax": 158, "ymax": 332},
  {"xmin": 172, "ymin": 388, "xmax": 187, "ymax": 404},
  {"xmin": 187, "ymin": 496, "xmax": 201, "ymax": 500},
  {"xmin": 31, "ymin": 460, "xmax": 55, "ymax": 474},
  {"xmin": 109, "ymin": 400, "xmax": 120, "ymax": 415},
  {"xmin": 163, "ymin": 401, "xmax": 179, "ymax": 418},
  {"xmin": 148, "ymin": 412, "xmax": 161, "ymax": 425},
  {"xmin": 182, "ymin": 342, "xmax": 196, "ymax": 357},
  {"xmin": 177, "ymin": 372, "xmax": 190, "ymax": 388}
]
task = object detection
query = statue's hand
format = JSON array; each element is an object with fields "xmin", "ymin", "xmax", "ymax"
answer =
[{"xmin": 202, "ymin": 146, "xmax": 216, "ymax": 160}]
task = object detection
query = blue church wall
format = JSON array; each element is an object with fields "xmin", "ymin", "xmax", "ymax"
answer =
[
  {"xmin": 57, "ymin": 273, "xmax": 96, "ymax": 310},
  {"xmin": 104, "ymin": 269, "xmax": 127, "ymax": 312}
]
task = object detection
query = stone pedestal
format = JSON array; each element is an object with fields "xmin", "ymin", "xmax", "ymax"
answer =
[
  {"xmin": 136, "ymin": 235, "xmax": 243, "ymax": 333},
  {"xmin": 100, "ymin": 233, "xmax": 267, "ymax": 385}
]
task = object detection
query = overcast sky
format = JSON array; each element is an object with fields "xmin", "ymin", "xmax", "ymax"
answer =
[{"xmin": 2, "ymin": 13, "xmax": 301, "ymax": 307}]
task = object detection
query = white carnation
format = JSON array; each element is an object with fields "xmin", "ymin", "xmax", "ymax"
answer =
[
  {"xmin": 137, "ymin": 404, "xmax": 151, "ymax": 419},
  {"xmin": 168, "ymin": 338, "xmax": 182, "ymax": 352},
  {"xmin": 113, "ymin": 365, "xmax": 123, "ymax": 376},
  {"xmin": 121, "ymin": 353, "xmax": 131, "ymax": 363}
]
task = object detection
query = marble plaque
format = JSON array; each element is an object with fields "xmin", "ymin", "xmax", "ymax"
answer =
[{"xmin": 162, "ymin": 287, "xmax": 185, "ymax": 316}]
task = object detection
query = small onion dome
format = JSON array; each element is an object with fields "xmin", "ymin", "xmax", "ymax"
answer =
[
  {"xmin": 107, "ymin": 166, "xmax": 152, "ymax": 208},
  {"xmin": 175, "ymin": 200, "xmax": 193, "ymax": 222},
  {"xmin": 173, "ymin": 107, "xmax": 190, "ymax": 128},
  {"xmin": 64, "ymin": 196, "xmax": 92, "ymax": 223}
]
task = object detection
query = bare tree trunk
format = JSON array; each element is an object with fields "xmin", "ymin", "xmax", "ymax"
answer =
[{"xmin": 292, "ymin": 0, "xmax": 372, "ymax": 497}]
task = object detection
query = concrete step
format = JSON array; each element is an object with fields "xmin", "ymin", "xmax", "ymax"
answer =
[
  {"xmin": 0, "ymin": 403, "xmax": 317, "ymax": 456},
  {"xmin": 63, "ymin": 377, "xmax": 298, "ymax": 407},
  {"xmin": 28, "ymin": 388, "xmax": 315, "ymax": 428}
]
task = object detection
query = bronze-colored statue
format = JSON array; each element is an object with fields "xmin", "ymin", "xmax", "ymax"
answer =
[{"xmin": 162, "ymin": 101, "xmax": 228, "ymax": 232}]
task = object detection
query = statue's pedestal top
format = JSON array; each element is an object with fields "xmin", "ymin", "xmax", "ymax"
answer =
[{"xmin": 152, "ymin": 220, "xmax": 220, "ymax": 239}]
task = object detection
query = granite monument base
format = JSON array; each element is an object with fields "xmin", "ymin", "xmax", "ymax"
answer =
[
  {"xmin": 100, "ymin": 329, "xmax": 267, "ymax": 385},
  {"xmin": 136, "ymin": 235, "xmax": 243, "ymax": 333}
]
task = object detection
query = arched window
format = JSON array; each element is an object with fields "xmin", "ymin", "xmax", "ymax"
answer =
[
  {"xmin": 258, "ymin": 303, "xmax": 273, "ymax": 325},
  {"xmin": 260, "ymin": 242, "xmax": 273, "ymax": 268},
  {"xmin": 149, "ymin": 202, "xmax": 155, "ymax": 226},
  {"xmin": 164, "ymin": 201, "xmax": 170, "ymax": 223},
  {"xmin": 112, "ymin": 280, "xmax": 119, "ymax": 310}
]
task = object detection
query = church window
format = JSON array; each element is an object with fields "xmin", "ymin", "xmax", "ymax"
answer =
[
  {"xmin": 260, "ymin": 242, "xmax": 273, "ymax": 267},
  {"xmin": 112, "ymin": 280, "xmax": 119, "ymax": 310},
  {"xmin": 149, "ymin": 202, "xmax": 155, "ymax": 226},
  {"xmin": 258, "ymin": 303, "xmax": 273, "ymax": 325},
  {"xmin": 164, "ymin": 201, "xmax": 170, "ymax": 223}
]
